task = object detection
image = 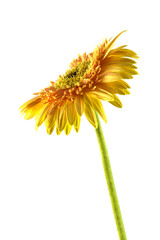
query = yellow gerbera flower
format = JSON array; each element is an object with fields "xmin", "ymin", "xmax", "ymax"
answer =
[{"xmin": 19, "ymin": 31, "xmax": 138, "ymax": 135}]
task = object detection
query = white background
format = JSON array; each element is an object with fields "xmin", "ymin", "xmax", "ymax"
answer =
[{"xmin": 0, "ymin": 0, "xmax": 160, "ymax": 239}]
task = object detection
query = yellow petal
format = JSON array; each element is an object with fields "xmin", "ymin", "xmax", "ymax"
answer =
[
  {"xmin": 66, "ymin": 101, "xmax": 76, "ymax": 125},
  {"xmin": 19, "ymin": 96, "xmax": 41, "ymax": 111},
  {"xmin": 123, "ymin": 67, "xmax": 139, "ymax": 75},
  {"xmin": 103, "ymin": 57, "xmax": 137, "ymax": 68},
  {"xmin": 103, "ymin": 31, "xmax": 127, "ymax": 59},
  {"xmin": 74, "ymin": 95, "xmax": 84, "ymax": 116},
  {"xmin": 64, "ymin": 122, "xmax": 72, "ymax": 135},
  {"xmin": 74, "ymin": 113, "xmax": 81, "ymax": 132},
  {"xmin": 35, "ymin": 103, "xmax": 51, "ymax": 128},
  {"xmin": 91, "ymin": 88, "xmax": 114, "ymax": 101},
  {"xmin": 108, "ymin": 94, "xmax": 122, "ymax": 108},
  {"xmin": 56, "ymin": 127, "xmax": 62, "ymax": 135},
  {"xmin": 98, "ymin": 73, "xmax": 122, "ymax": 83},
  {"xmin": 83, "ymin": 94, "xmax": 98, "ymax": 128},
  {"xmin": 47, "ymin": 122, "xmax": 56, "ymax": 135},
  {"xmin": 24, "ymin": 102, "xmax": 44, "ymax": 120},
  {"xmin": 88, "ymin": 95, "xmax": 107, "ymax": 123},
  {"xmin": 109, "ymin": 45, "xmax": 128, "ymax": 53},
  {"xmin": 100, "ymin": 66, "xmax": 137, "ymax": 80},
  {"xmin": 109, "ymin": 48, "xmax": 139, "ymax": 59},
  {"xmin": 45, "ymin": 107, "xmax": 57, "ymax": 129},
  {"xmin": 57, "ymin": 106, "xmax": 67, "ymax": 131},
  {"xmin": 116, "ymin": 89, "xmax": 130, "ymax": 95},
  {"xmin": 101, "ymin": 68, "xmax": 134, "ymax": 79},
  {"xmin": 107, "ymin": 80, "xmax": 131, "ymax": 89},
  {"xmin": 98, "ymin": 85, "xmax": 117, "ymax": 94},
  {"xmin": 120, "ymin": 71, "xmax": 133, "ymax": 79}
]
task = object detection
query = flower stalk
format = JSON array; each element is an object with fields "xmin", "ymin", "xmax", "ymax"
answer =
[{"xmin": 95, "ymin": 112, "xmax": 127, "ymax": 240}]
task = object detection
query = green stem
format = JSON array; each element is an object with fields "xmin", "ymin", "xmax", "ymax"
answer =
[{"xmin": 95, "ymin": 112, "xmax": 127, "ymax": 240}]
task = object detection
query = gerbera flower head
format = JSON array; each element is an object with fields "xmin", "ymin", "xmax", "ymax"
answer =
[{"xmin": 19, "ymin": 31, "xmax": 138, "ymax": 135}]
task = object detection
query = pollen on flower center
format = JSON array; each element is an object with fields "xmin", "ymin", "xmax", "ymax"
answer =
[{"xmin": 54, "ymin": 60, "xmax": 91, "ymax": 89}]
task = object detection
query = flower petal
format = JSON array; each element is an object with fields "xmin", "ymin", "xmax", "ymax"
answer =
[
  {"xmin": 88, "ymin": 94, "xmax": 107, "ymax": 123},
  {"xmin": 45, "ymin": 107, "xmax": 57, "ymax": 129},
  {"xmin": 109, "ymin": 48, "xmax": 139, "ymax": 59},
  {"xmin": 108, "ymin": 94, "xmax": 122, "ymax": 108},
  {"xmin": 98, "ymin": 73, "xmax": 122, "ymax": 83},
  {"xmin": 66, "ymin": 101, "xmax": 76, "ymax": 125},
  {"xmin": 35, "ymin": 103, "xmax": 51, "ymax": 128},
  {"xmin": 58, "ymin": 105, "xmax": 67, "ymax": 131},
  {"xmin": 123, "ymin": 67, "xmax": 139, "ymax": 75},
  {"xmin": 64, "ymin": 122, "xmax": 72, "ymax": 135},
  {"xmin": 56, "ymin": 127, "xmax": 62, "ymax": 135},
  {"xmin": 83, "ymin": 94, "xmax": 98, "ymax": 128},
  {"xmin": 107, "ymin": 80, "xmax": 131, "ymax": 89},
  {"xmin": 116, "ymin": 89, "xmax": 130, "ymax": 95},
  {"xmin": 23, "ymin": 102, "xmax": 44, "ymax": 120},
  {"xmin": 103, "ymin": 31, "xmax": 127, "ymax": 59},
  {"xmin": 108, "ymin": 57, "xmax": 137, "ymax": 66},
  {"xmin": 74, "ymin": 113, "xmax": 81, "ymax": 132},
  {"xmin": 47, "ymin": 122, "xmax": 56, "ymax": 135},
  {"xmin": 91, "ymin": 87, "xmax": 114, "ymax": 101},
  {"xmin": 74, "ymin": 95, "xmax": 84, "ymax": 116},
  {"xmin": 19, "ymin": 96, "xmax": 41, "ymax": 111}
]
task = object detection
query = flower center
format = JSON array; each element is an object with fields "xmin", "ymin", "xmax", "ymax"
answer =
[{"xmin": 55, "ymin": 60, "xmax": 91, "ymax": 89}]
